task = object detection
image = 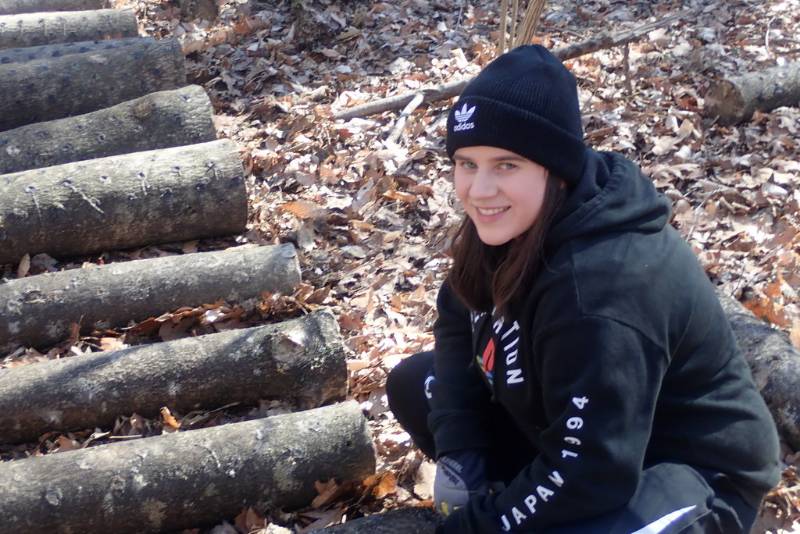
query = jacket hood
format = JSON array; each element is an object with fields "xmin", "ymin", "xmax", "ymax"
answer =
[{"xmin": 546, "ymin": 150, "xmax": 671, "ymax": 245}]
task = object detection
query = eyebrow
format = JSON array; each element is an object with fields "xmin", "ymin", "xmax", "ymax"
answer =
[{"xmin": 453, "ymin": 155, "xmax": 527, "ymax": 163}]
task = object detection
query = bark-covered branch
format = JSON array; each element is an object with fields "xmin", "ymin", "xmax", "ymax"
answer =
[
  {"xmin": 0, "ymin": 9, "xmax": 136, "ymax": 49},
  {"xmin": 0, "ymin": 36, "xmax": 144, "ymax": 64},
  {"xmin": 0, "ymin": 401, "xmax": 376, "ymax": 534},
  {"xmin": 0, "ymin": 0, "xmax": 107, "ymax": 15},
  {"xmin": 0, "ymin": 85, "xmax": 216, "ymax": 174},
  {"xmin": 0, "ymin": 139, "xmax": 245, "ymax": 264},
  {"xmin": 0, "ymin": 37, "xmax": 184, "ymax": 131},
  {"xmin": 705, "ymin": 62, "xmax": 800, "ymax": 125},
  {"xmin": 717, "ymin": 290, "xmax": 800, "ymax": 450},
  {"xmin": 315, "ymin": 508, "xmax": 441, "ymax": 533},
  {"xmin": 0, "ymin": 310, "xmax": 346, "ymax": 443},
  {"xmin": 0, "ymin": 244, "xmax": 301, "ymax": 352}
]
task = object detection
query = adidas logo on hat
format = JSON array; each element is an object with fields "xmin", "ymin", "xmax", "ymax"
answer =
[{"xmin": 453, "ymin": 102, "xmax": 476, "ymax": 132}]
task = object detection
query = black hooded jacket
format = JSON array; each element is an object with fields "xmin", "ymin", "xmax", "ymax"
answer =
[{"xmin": 428, "ymin": 150, "xmax": 781, "ymax": 532}]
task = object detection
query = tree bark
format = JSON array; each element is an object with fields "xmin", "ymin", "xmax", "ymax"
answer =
[
  {"xmin": 705, "ymin": 62, "xmax": 800, "ymax": 125},
  {"xmin": 0, "ymin": 139, "xmax": 245, "ymax": 265},
  {"xmin": 0, "ymin": 244, "xmax": 301, "ymax": 353},
  {"xmin": 333, "ymin": 9, "xmax": 695, "ymax": 121},
  {"xmin": 0, "ymin": 35, "xmax": 144, "ymax": 64},
  {"xmin": 717, "ymin": 290, "xmax": 800, "ymax": 450},
  {"xmin": 0, "ymin": 401, "xmax": 376, "ymax": 534},
  {"xmin": 0, "ymin": 85, "xmax": 216, "ymax": 174},
  {"xmin": 0, "ymin": 8, "xmax": 136, "ymax": 49},
  {"xmin": 0, "ymin": 310, "xmax": 345, "ymax": 444},
  {"xmin": 315, "ymin": 508, "xmax": 441, "ymax": 533},
  {"xmin": 0, "ymin": 37, "xmax": 184, "ymax": 131},
  {"xmin": 0, "ymin": 0, "xmax": 106, "ymax": 15}
]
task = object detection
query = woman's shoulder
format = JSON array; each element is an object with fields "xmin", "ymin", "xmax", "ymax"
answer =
[{"xmin": 532, "ymin": 226, "xmax": 717, "ymax": 343}]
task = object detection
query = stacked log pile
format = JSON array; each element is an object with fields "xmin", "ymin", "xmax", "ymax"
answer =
[{"xmin": 0, "ymin": 3, "xmax": 377, "ymax": 533}]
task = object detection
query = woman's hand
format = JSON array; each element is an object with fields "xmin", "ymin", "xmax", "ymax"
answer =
[{"xmin": 433, "ymin": 449, "xmax": 488, "ymax": 516}]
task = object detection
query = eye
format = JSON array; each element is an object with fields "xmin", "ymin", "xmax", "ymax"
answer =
[
  {"xmin": 498, "ymin": 162, "xmax": 518, "ymax": 171},
  {"xmin": 458, "ymin": 160, "xmax": 477, "ymax": 170}
]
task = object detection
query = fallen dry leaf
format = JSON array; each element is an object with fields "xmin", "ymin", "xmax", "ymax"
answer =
[
  {"xmin": 312, "ymin": 479, "xmax": 340, "ymax": 508},
  {"xmin": 99, "ymin": 337, "xmax": 127, "ymax": 352},
  {"xmin": 363, "ymin": 471, "xmax": 397, "ymax": 499},
  {"xmin": 17, "ymin": 253, "xmax": 30, "ymax": 278},
  {"xmin": 55, "ymin": 435, "xmax": 79, "ymax": 453},
  {"xmin": 160, "ymin": 407, "xmax": 181, "ymax": 431},
  {"xmin": 234, "ymin": 507, "xmax": 265, "ymax": 533},
  {"xmin": 280, "ymin": 200, "xmax": 325, "ymax": 220}
]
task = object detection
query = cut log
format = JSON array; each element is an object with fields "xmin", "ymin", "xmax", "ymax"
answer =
[
  {"xmin": 333, "ymin": 10, "xmax": 695, "ymax": 121},
  {"xmin": 717, "ymin": 290, "xmax": 800, "ymax": 450},
  {"xmin": 0, "ymin": 401, "xmax": 376, "ymax": 534},
  {"xmin": 0, "ymin": 0, "xmax": 106, "ymax": 15},
  {"xmin": 0, "ymin": 244, "xmax": 300, "ymax": 353},
  {"xmin": 0, "ymin": 139, "xmax": 245, "ymax": 264},
  {"xmin": 705, "ymin": 62, "xmax": 800, "ymax": 125},
  {"xmin": 0, "ymin": 9, "xmax": 137, "ymax": 49},
  {"xmin": 0, "ymin": 37, "xmax": 184, "ymax": 131},
  {"xmin": 0, "ymin": 310, "xmax": 345, "ymax": 444},
  {"xmin": 315, "ymin": 508, "xmax": 441, "ymax": 533},
  {"xmin": 0, "ymin": 85, "xmax": 216, "ymax": 174},
  {"xmin": 0, "ymin": 35, "xmax": 144, "ymax": 64}
]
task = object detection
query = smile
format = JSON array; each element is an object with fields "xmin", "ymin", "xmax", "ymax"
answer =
[{"xmin": 475, "ymin": 206, "xmax": 510, "ymax": 216}]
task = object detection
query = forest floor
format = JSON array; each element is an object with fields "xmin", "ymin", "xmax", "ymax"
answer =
[{"xmin": 2, "ymin": 0, "xmax": 799, "ymax": 532}]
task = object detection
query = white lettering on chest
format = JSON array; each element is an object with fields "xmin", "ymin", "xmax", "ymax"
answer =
[{"xmin": 496, "ymin": 319, "xmax": 524, "ymax": 384}]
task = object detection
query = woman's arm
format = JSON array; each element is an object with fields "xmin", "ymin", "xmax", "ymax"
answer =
[
  {"xmin": 427, "ymin": 280, "xmax": 493, "ymax": 458},
  {"xmin": 441, "ymin": 315, "xmax": 668, "ymax": 533}
]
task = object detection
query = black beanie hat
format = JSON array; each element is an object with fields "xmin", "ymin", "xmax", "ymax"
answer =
[{"xmin": 446, "ymin": 45, "xmax": 587, "ymax": 186}]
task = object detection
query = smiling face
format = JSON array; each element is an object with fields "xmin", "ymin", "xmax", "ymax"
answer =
[{"xmin": 453, "ymin": 146, "xmax": 549, "ymax": 246}]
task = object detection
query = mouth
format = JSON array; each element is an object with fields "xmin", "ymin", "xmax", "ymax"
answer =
[{"xmin": 474, "ymin": 206, "xmax": 510, "ymax": 216}]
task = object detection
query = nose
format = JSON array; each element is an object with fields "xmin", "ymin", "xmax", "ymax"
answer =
[{"xmin": 469, "ymin": 169, "xmax": 497, "ymax": 199}]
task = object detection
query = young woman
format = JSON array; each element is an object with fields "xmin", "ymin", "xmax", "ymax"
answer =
[{"xmin": 386, "ymin": 45, "xmax": 781, "ymax": 534}]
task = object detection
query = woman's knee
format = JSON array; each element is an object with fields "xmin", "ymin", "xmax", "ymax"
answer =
[
  {"xmin": 386, "ymin": 352, "xmax": 437, "ymax": 458},
  {"xmin": 386, "ymin": 351, "xmax": 434, "ymax": 411}
]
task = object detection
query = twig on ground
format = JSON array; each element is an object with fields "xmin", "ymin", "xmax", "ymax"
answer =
[{"xmin": 385, "ymin": 93, "xmax": 424, "ymax": 146}]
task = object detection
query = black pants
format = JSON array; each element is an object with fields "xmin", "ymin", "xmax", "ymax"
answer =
[{"xmin": 386, "ymin": 352, "xmax": 758, "ymax": 534}]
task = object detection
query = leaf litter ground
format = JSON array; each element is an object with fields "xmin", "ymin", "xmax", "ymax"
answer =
[{"xmin": 1, "ymin": 0, "xmax": 799, "ymax": 531}]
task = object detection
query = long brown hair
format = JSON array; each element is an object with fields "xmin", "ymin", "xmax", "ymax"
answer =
[{"xmin": 447, "ymin": 174, "xmax": 567, "ymax": 317}]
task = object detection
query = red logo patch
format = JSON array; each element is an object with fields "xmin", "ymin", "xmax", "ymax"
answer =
[{"xmin": 482, "ymin": 338, "xmax": 495, "ymax": 373}]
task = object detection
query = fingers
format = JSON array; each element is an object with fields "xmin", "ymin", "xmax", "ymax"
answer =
[{"xmin": 438, "ymin": 500, "xmax": 462, "ymax": 516}]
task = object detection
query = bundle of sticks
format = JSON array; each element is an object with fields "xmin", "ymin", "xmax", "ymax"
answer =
[{"xmin": 497, "ymin": 0, "xmax": 547, "ymax": 54}]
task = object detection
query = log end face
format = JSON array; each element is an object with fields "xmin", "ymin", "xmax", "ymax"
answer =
[{"xmin": 705, "ymin": 79, "xmax": 748, "ymax": 125}]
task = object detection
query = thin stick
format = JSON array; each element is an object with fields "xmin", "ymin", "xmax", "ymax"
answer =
[
  {"xmin": 623, "ymin": 43, "xmax": 633, "ymax": 95},
  {"xmin": 511, "ymin": 0, "xmax": 520, "ymax": 47},
  {"xmin": 765, "ymin": 16, "xmax": 776, "ymax": 59},
  {"xmin": 385, "ymin": 92, "xmax": 424, "ymax": 145},
  {"xmin": 515, "ymin": 0, "xmax": 546, "ymax": 47},
  {"xmin": 498, "ymin": 0, "xmax": 509, "ymax": 55}
]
